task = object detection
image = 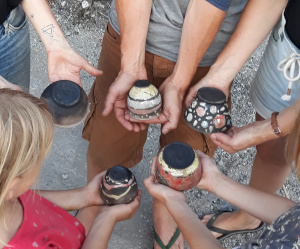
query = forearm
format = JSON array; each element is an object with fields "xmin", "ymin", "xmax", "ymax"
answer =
[
  {"xmin": 211, "ymin": 173, "xmax": 296, "ymax": 224},
  {"xmin": 172, "ymin": 0, "xmax": 226, "ymax": 91},
  {"xmin": 164, "ymin": 199, "xmax": 224, "ymax": 249},
  {"xmin": 21, "ymin": 0, "xmax": 69, "ymax": 52},
  {"xmin": 81, "ymin": 212, "xmax": 115, "ymax": 249},
  {"xmin": 207, "ymin": 0, "xmax": 288, "ymax": 88},
  {"xmin": 115, "ymin": 0, "xmax": 151, "ymax": 73},
  {"xmin": 39, "ymin": 188, "xmax": 96, "ymax": 211}
]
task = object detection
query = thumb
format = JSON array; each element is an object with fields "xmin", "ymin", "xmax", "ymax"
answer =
[
  {"xmin": 210, "ymin": 133, "xmax": 232, "ymax": 152},
  {"xmin": 81, "ymin": 59, "xmax": 103, "ymax": 77},
  {"xmin": 102, "ymin": 90, "xmax": 117, "ymax": 116}
]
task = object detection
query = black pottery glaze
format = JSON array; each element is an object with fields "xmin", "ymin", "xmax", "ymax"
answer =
[
  {"xmin": 127, "ymin": 80, "xmax": 162, "ymax": 120},
  {"xmin": 184, "ymin": 87, "xmax": 231, "ymax": 134},
  {"xmin": 40, "ymin": 80, "xmax": 88, "ymax": 127},
  {"xmin": 100, "ymin": 165, "xmax": 138, "ymax": 205}
]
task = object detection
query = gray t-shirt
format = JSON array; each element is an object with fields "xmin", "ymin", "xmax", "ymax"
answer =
[{"xmin": 108, "ymin": 0, "xmax": 247, "ymax": 67}]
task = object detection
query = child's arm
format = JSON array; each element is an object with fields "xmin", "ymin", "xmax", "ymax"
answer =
[
  {"xmin": 144, "ymin": 174, "xmax": 224, "ymax": 249},
  {"xmin": 196, "ymin": 150, "xmax": 296, "ymax": 224},
  {"xmin": 20, "ymin": 0, "xmax": 102, "ymax": 85},
  {"xmin": 81, "ymin": 191, "xmax": 141, "ymax": 249},
  {"xmin": 38, "ymin": 173, "xmax": 104, "ymax": 211}
]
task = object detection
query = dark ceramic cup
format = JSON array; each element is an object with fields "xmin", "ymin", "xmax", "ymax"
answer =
[
  {"xmin": 184, "ymin": 87, "xmax": 231, "ymax": 134},
  {"xmin": 40, "ymin": 80, "xmax": 88, "ymax": 128},
  {"xmin": 100, "ymin": 165, "xmax": 138, "ymax": 205},
  {"xmin": 156, "ymin": 142, "xmax": 202, "ymax": 191},
  {"xmin": 127, "ymin": 80, "xmax": 162, "ymax": 120}
]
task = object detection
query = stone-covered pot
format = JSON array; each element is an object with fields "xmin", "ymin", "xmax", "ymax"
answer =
[
  {"xmin": 40, "ymin": 80, "xmax": 88, "ymax": 128},
  {"xmin": 100, "ymin": 165, "xmax": 138, "ymax": 205},
  {"xmin": 127, "ymin": 80, "xmax": 162, "ymax": 120},
  {"xmin": 156, "ymin": 142, "xmax": 202, "ymax": 191},
  {"xmin": 184, "ymin": 87, "xmax": 231, "ymax": 134}
]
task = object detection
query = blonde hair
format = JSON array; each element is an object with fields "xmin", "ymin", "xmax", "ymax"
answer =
[
  {"xmin": 0, "ymin": 89, "xmax": 54, "ymax": 216},
  {"xmin": 287, "ymin": 112, "xmax": 300, "ymax": 180}
]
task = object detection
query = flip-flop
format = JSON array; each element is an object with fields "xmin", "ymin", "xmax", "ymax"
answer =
[
  {"xmin": 206, "ymin": 211, "xmax": 265, "ymax": 241},
  {"xmin": 154, "ymin": 227, "xmax": 181, "ymax": 249}
]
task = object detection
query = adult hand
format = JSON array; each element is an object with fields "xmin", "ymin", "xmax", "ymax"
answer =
[
  {"xmin": 100, "ymin": 190, "xmax": 142, "ymax": 222},
  {"xmin": 185, "ymin": 74, "xmax": 230, "ymax": 108},
  {"xmin": 195, "ymin": 150, "xmax": 222, "ymax": 193},
  {"xmin": 126, "ymin": 76, "xmax": 185, "ymax": 134},
  {"xmin": 0, "ymin": 76, "xmax": 22, "ymax": 91},
  {"xmin": 102, "ymin": 70, "xmax": 147, "ymax": 132},
  {"xmin": 210, "ymin": 122, "xmax": 262, "ymax": 154},
  {"xmin": 144, "ymin": 157, "xmax": 186, "ymax": 205},
  {"xmin": 47, "ymin": 45, "xmax": 103, "ymax": 86}
]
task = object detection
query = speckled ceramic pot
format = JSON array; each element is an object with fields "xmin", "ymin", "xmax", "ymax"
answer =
[
  {"xmin": 100, "ymin": 165, "xmax": 138, "ymax": 205},
  {"xmin": 156, "ymin": 142, "xmax": 202, "ymax": 191},
  {"xmin": 127, "ymin": 80, "xmax": 162, "ymax": 120},
  {"xmin": 40, "ymin": 80, "xmax": 88, "ymax": 128},
  {"xmin": 184, "ymin": 87, "xmax": 231, "ymax": 134}
]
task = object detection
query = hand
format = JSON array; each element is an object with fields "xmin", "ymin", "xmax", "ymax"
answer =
[
  {"xmin": 102, "ymin": 70, "xmax": 147, "ymax": 132},
  {"xmin": 0, "ymin": 76, "xmax": 22, "ymax": 91},
  {"xmin": 126, "ymin": 76, "xmax": 185, "ymax": 134},
  {"xmin": 195, "ymin": 150, "xmax": 222, "ymax": 193},
  {"xmin": 47, "ymin": 45, "xmax": 103, "ymax": 86},
  {"xmin": 144, "ymin": 157, "xmax": 185, "ymax": 205},
  {"xmin": 210, "ymin": 123, "xmax": 262, "ymax": 154},
  {"xmin": 84, "ymin": 172, "xmax": 107, "ymax": 207},
  {"xmin": 185, "ymin": 74, "xmax": 230, "ymax": 108},
  {"xmin": 100, "ymin": 190, "xmax": 142, "ymax": 222}
]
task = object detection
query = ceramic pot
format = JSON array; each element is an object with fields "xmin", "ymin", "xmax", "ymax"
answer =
[
  {"xmin": 184, "ymin": 87, "xmax": 231, "ymax": 134},
  {"xmin": 127, "ymin": 80, "xmax": 162, "ymax": 120},
  {"xmin": 40, "ymin": 80, "xmax": 88, "ymax": 128},
  {"xmin": 100, "ymin": 165, "xmax": 138, "ymax": 205},
  {"xmin": 156, "ymin": 142, "xmax": 202, "ymax": 191}
]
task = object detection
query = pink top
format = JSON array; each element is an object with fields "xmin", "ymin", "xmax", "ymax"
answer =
[{"xmin": 5, "ymin": 190, "xmax": 85, "ymax": 249}]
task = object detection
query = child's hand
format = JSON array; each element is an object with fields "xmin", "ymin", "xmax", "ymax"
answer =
[
  {"xmin": 85, "ymin": 171, "xmax": 107, "ymax": 207},
  {"xmin": 101, "ymin": 190, "xmax": 142, "ymax": 222},
  {"xmin": 144, "ymin": 157, "xmax": 185, "ymax": 205},
  {"xmin": 195, "ymin": 150, "xmax": 222, "ymax": 192}
]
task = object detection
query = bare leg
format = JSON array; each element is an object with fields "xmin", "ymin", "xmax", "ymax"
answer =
[
  {"xmin": 153, "ymin": 198, "xmax": 184, "ymax": 249},
  {"xmin": 202, "ymin": 113, "xmax": 291, "ymax": 238}
]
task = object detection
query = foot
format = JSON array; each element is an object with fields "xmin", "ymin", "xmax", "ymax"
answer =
[
  {"xmin": 153, "ymin": 198, "xmax": 184, "ymax": 249},
  {"xmin": 201, "ymin": 210, "xmax": 262, "ymax": 239}
]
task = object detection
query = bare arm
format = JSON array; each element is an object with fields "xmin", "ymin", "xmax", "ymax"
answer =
[
  {"xmin": 102, "ymin": 0, "xmax": 152, "ymax": 132},
  {"xmin": 196, "ymin": 150, "xmax": 296, "ymax": 224},
  {"xmin": 186, "ymin": 0, "xmax": 288, "ymax": 102},
  {"xmin": 21, "ymin": 0, "xmax": 102, "ymax": 85}
]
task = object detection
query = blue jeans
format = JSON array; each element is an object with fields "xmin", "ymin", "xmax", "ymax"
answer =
[{"xmin": 0, "ymin": 5, "xmax": 30, "ymax": 92}]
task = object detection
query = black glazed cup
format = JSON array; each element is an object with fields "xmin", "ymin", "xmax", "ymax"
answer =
[
  {"xmin": 100, "ymin": 165, "xmax": 138, "ymax": 205},
  {"xmin": 184, "ymin": 87, "xmax": 231, "ymax": 134},
  {"xmin": 40, "ymin": 80, "xmax": 88, "ymax": 128}
]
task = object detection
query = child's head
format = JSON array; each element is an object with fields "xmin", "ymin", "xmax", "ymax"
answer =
[{"xmin": 0, "ymin": 89, "xmax": 54, "ymax": 207}]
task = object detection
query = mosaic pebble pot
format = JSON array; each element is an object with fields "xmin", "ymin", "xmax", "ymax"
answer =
[
  {"xmin": 100, "ymin": 165, "xmax": 138, "ymax": 205},
  {"xmin": 184, "ymin": 87, "xmax": 231, "ymax": 134},
  {"xmin": 127, "ymin": 80, "xmax": 162, "ymax": 120},
  {"xmin": 40, "ymin": 80, "xmax": 88, "ymax": 128},
  {"xmin": 156, "ymin": 142, "xmax": 202, "ymax": 191}
]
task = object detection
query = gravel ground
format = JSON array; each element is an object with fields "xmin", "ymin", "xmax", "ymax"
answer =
[{"xmin": 28, "ymin": 1, "xmax": 300, "ymax": 248}]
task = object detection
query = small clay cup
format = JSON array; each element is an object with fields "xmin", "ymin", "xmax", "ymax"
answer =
[
  {"xmin": 127, "ymin": 80, "xmax": 162, "ymax": 120},
  {"xmin": 156, "ymin": 142, "xmax": 202, "ymax": 191},
  {"xmin": 100, "ymin": 165, "xmax": 138, "ymax": 205},
  {"xmin": 184, "ymin": 87, "xmax": 231, "ymax": 134},
  {"xmin": 40, "ymin": 80, "xmax": 88, "ymax": 128}
]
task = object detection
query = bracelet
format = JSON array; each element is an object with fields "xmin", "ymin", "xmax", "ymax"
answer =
[{"xmin": 271, "ymin": 112, "xmax": 282, "ymax": 136}]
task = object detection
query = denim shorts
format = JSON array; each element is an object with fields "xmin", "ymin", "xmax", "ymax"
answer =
[
  {"xmin": 249, "ymin": 12, "xmax": 300, "ymax": 119},
  {"xmin": 0, "ymin": 5, "xmax": 30, "ymax": 92}
]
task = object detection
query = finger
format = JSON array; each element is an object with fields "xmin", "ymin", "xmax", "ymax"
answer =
[
  {"xmin": 81, "ymin": 58, "xmax": 103, "ymax": 77},
  {"xmin": 185, "ymin": 88, "xmax": 197, "ymax": 107},
  {"xmin": 210, "ymin": 133, "xmax": 234, "ymax": 153},
  {"xmin": 195, "ymin": 150, "xmax": 211, "ymax": 160},
  {"xmin": 150, "ymin": 157, "xmax": 157, "ymax": 176},
  {"xmin": 102, "ymin": 90, "xmax": 117, "ymax": 116}
]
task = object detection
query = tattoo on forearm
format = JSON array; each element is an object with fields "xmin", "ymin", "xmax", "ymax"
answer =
[{"xmin": 42, "ymin": 24, "xmax": 54, "ymax": 37}]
